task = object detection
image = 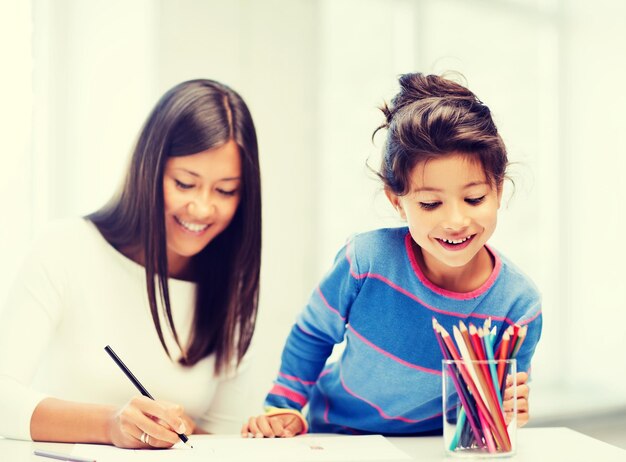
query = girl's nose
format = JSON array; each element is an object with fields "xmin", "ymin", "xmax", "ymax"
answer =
[{"xmin": 442, "ymin": 205, "xmax": 470, "ymax": 231}]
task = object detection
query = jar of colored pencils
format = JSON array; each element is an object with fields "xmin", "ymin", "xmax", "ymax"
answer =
[{"xmin": 442, "ymin": 359, "xmax": 517, "ymax": 458}]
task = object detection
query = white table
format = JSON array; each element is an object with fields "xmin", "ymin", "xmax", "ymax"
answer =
[{"xmin": 1, "ymin": 427, "xmax": 624, "ymax": 461}]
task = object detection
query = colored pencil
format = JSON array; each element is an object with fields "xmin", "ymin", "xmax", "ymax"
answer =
[
  {"xmin": 432, "ymin": 319, "xmax": 483, "ymax": 446},
  {"xmin": 496, "ymin": 331, "xmax": 511, "ymax": 386},
  {"xmin": 433, "ymin": 318, "xmax": 521, "ymax": 453},
  {"xmin": 481, "ymin": 327, "xmax": 503, "ymax": 406},
  {"xmin": 453, "ymin": 327, "xmax": 510, "ymax": 451},
  {"xmin": 438, "ymin": 325, "xmax": 486, "ymax": 442}
]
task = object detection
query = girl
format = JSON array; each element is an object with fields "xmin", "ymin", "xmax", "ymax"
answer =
[
  {"xmin": 242, "ymin": 73, "xmax": 541, "ymax": 437},
  {"xmin": 0, "ymin": 79, "xmax": 261, "ymax": 447}
]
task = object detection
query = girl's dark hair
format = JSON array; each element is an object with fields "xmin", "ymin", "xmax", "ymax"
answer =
[
  {"xmin": 88, "ymin": 79, "xmax": 261, "ymax": 373},
  {"xmin": 374, "ymin": 73, "xmax": 508, "ymax": 195}
]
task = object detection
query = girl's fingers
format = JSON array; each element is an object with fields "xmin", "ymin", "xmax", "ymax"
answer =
[
  {"xmin": 241, "ymin": 414, "xmax": 302, "ymax": 438},
  {"xmin": 282, "ymin": 414, "xmax": 304, "ymax": 437},
  {"xmin": 506, "ymin": 372, "xmax": 529, "ymax": 387},
  {"xmin": 245, "ymin": 416, "xmax": 264, "ymax": 438},
  {"xmin": 268, "ymin": 417, "xmax": 285, "ymax": 438},
  {"xmin": 503, "ymin": 384, "xmax": 529, "ymax": 401},
  {"xmin": 254, "ymin": 415, "xmax": 276, "ymax": 437},
  {"xmin": 502, "ymin": 396, "xmax": 528, "ymax": 412},
  {"xmin": 518, "ymin": 411, "xmax": 529, "ymax": 427}
]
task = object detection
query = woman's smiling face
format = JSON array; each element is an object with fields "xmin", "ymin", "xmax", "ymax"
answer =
[{"xmin": 162, "ymin": 139, "xmax": 241, "ymax": 277}]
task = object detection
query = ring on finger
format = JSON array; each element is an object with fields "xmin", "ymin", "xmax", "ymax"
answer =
[{"xmin": 140, "ymin": 432, "xmax": 150, "ymax": 445}]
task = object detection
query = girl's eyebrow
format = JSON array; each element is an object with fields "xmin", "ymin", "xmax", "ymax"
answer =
[
  {"xmin": 172, "ymin": 167, "xmax": 240, "ymax": 181},
  {"xmin": 413, "ymin": 181, "xmax": 488, "ymax": 193}
]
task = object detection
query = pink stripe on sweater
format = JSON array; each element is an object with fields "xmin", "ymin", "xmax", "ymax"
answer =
[
  {"xmin": 340, "ymin": 375, "xmax": 443, "ymax": 424},
  {"xmin": 347, "ymin": 325, "xmax": 441, "ymax": 375},
  {"xmin": 405, "ymin": 233, "xmax": 501, "ymax": 300},
  {"xmin": 344, "ymin": 241, "xmax": 524, "ymax": 326},
  {"xmin": 269, "ymin": 384, "xmax": 308, "ymax": 407},
  {"xmin": 319, "ymin": 368, "xmax": 332, "ymax": 378},
  {"xmin": 323, "ymin": 394, "xmax": 330, "ymax": 423},
  {"xmin": 296, "ymin": 323, "xmax": 316, "ymax": 338},
  {"xmin": 279, "ymin": 372, "xmax": 316, "ymax": 386},
  {"xmin": 316, "ymin": 286, "xmax": 346, "ymax": 320},
  {"xmin": 517, "ymin": 307, "xmax": 542, "ymax": 325}
]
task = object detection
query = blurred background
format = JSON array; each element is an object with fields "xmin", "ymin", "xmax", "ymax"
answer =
[{"xmin": 1, "ymin": 0, "xmax": 625, "ymax": 448}]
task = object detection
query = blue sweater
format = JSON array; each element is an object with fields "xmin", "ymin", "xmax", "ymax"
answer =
[{"xmin": 265, "ymin": 227, "xmax": 542, "ymax": 435}]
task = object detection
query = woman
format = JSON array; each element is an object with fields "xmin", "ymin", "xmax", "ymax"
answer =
[{"xmin": 0, "ymin": 79, "xmax": 261, "ymax": 448}]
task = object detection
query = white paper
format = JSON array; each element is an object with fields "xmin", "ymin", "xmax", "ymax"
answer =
[{"xmin": 72, "ymin": 434, "xmax": 412, "ymax": 462}]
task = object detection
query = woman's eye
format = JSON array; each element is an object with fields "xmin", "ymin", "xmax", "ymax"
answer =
[
  {"xmin": 465, "ymin": 196, "xmax": 486, "ymax": 205},
  {"xmin": 419, "ymin": 202, "xmax": 440, "ymax": 210},
  {"xmin": 175, "ymin": 179, "xmax": 194, "ymax": 190},
  {"xmin": 217, "ymin": 188, "xmax": 238, "ymax": 197}
]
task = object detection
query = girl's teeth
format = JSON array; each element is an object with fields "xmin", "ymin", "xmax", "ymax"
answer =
[{"xmin": 442, "ymin": 236, "xmax": 470, "ymax": 244}]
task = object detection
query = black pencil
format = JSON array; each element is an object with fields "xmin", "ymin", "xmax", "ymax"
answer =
[{"xmin": 104, "ymin": 345, "xmax": 193, "ymax": 448}]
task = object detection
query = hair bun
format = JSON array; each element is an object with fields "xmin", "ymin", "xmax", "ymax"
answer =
[{"xmin": 392, "ymin": 73, "xmax": 475, "ymax": 111}]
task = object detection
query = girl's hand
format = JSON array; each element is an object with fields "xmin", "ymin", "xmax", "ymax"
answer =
[
  {"xmin": 107, "ymin": 396, "xmax": 189, "ymax": 448},
  {"xmin": 502, "ymin": 371, "xmax": 530, "ymax": 427},
  {"xmin": 241, "ymin": 413, "xmax": 304, "ymax": 438}
]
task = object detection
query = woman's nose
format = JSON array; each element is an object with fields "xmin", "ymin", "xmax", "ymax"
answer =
[{"xmin": 187, "ymin": 194, "xmax": 216, "ymax": 219}]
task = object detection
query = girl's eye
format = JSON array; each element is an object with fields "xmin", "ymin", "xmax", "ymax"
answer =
[
  {"xmin": 217, "ymin": 188, "xmax": 238, "ymax": 197},
  {"xmin": 175, "ymin": 179, "xmax": 194, "ymax": 190},
  {"xmin": 419, "ymin": 202, "xmax": 441, "ymax": 210},
  {"xmin": 465, "ymin": 196, "xmax": 486, "ymax": 205}
]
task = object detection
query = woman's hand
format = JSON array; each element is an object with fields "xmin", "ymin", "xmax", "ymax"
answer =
[
  {"xmin": 502, "ymin": 371, "xmax": 530, "ymax": 427},
  {"xmin": 241, "ymin": 413, "xmax": 304, "ymax": 438},
  {"xmin": 107, "ymin": 396, "xmax": 189, "ymax": 448}
]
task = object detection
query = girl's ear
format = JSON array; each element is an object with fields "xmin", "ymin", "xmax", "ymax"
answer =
[
  {"xmin": 385, "ymin": 188, "xmax": 407, "ymax": 220},
  {"xmin": 496, "ymin": 184, "xmax": 503, "ymax": 209}
]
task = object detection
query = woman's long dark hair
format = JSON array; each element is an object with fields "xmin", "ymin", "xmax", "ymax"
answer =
[{"xmin": 88, "ymin": 79, "xmax": 261, "ymax": 373}]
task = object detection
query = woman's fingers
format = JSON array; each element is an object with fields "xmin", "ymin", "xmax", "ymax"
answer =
[
  {"xmin": 131, "ymin": 397, "xmax": 187, "ymax": 434},
  {"xmin": 134, "ymin": 418, "xmax": 180, "ymax": 447},
  {"xmin": 109, "ymin": 396, "xmax": 187, "ymax": 448}
]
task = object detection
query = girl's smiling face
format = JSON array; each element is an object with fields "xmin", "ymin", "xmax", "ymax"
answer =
[
  {"xmin": 386, "ymin": 152, "xmax": 502, "ymax": 276},
  {"xmin": 163, "ymin": 139, "xmax": 242, "ymax": 278}
]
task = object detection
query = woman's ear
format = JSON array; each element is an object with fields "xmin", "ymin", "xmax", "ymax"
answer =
[{"xmin": 384, "ymin": 188, "xmax": 407, "ymax": 220}]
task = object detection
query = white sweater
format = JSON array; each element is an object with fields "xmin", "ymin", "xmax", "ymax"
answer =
[{"xmin": 0, "ymin": 218, "xmax": 254, "ymax": 440}]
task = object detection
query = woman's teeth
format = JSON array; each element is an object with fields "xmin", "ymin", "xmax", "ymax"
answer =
[{"xmin": 176, "ymin": 218, "xmax": 209, "ymax": 232}]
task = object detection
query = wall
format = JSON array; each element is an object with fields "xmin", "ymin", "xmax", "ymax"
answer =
[{"xmin": 2, "ymin": 0, "xmax": 625, "ymax": 419}]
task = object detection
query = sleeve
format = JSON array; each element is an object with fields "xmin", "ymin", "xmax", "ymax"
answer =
[
  {"xmin": 512, "ymin": 295, "xmax": 542, "ymax": 375},
  {"xmin": 0, "ymin": 230, "xmax": 65, "ymax": 440},
  {"xmin": 264, "ymin": 238, "xmax": 362, "ymax": 411},
  {"xmin": 195, "ymin": 351, "xmax": 255, "ymax": 434}
]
